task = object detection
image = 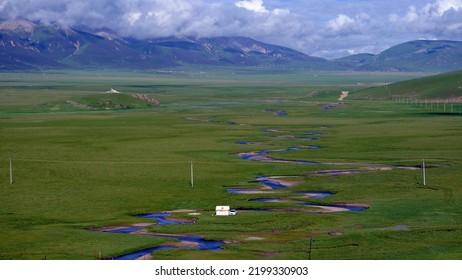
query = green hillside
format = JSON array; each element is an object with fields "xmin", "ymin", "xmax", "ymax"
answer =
[{"xmin": 353, "ymin": 70, "xmax": 462, "ymax": 100}]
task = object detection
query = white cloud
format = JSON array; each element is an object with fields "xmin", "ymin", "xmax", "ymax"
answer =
[
  {"xmin": 272, "ymin": 8, "xmax": 290, "ymax": 16},
  {"xmin": 126, "ymin": 12, "xmax": 142, "ymax": 25},
  {"xmin": 327, "ymin": 14, "xmax": 355, "ymax": 31},
  {"xmin": 235, "ymin": 0, "xmax": 268, "ymax": 13},
  {"xmin": 234, "ymin": 0, "xmax": 289, "ymax": 15},
  {"xmin": 422, "ymin": 0, "xmax": 462, "ymax": 17},
  {"xmin": 404, "ymin": 6, "xmax": 419, "ymax": 22},
  {"xmin": 327, "ymin": 13, "xmax": 370, "ymax": 34},
  {"xmin": 394, "ymin": 0, "xmax": 462, "ymax": 22},
  {"xmin": 387, "ymin": 0, "xmax": 462, "ymax": 38}
]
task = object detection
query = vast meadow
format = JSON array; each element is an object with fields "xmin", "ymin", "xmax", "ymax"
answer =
[{"xmin": 0, "ymin": 69, "xmax": 461, "ymax": 260}]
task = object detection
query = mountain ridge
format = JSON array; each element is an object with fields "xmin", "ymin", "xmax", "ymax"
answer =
[
  {"xmin": 334, "ymin": 40, "xmax": 462, "ymax": 72},
  {"xmin": 1, "ymin": 19, "xmax": 461, "ymax": 72}
]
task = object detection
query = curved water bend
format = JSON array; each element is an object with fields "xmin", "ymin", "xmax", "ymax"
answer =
[
  {"xmin": 256, "ymin": 176, "xmax": 291, "ymax": 189},
  {"xmin": 96, "ymin": 212, "xmax": 225, "ymax": 260},
  {"xmin": 247, "ymin": 197, "xmax": 369, "ymax": 213},
  {"xmin": 136, "ymin": 212, "xmax": 194, "ymax": 225},
  {"xmin": 238, "ymin": 148, "xmax": 318, "ymax": 165},
  {"xmin": 294, "ymin": 191, "xmax": 335, "ymax": 198},
  {"xmin": 113, "ymin": 234, "xmax": 224, "ymax": 260}
]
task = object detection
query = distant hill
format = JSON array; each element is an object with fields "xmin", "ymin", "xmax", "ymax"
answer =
[
  {"xmin": 333, "ymin": 40, "xmax": 462, "ymax": 72},
  {"xmin": 353, "ymin": 70, "xmax": 462, "ymax": 100},
  {"xmin": 1, "ymin": 19, "xmax": 462, "ymax": 72}
]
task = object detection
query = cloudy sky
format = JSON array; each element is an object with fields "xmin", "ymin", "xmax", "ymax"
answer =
[{"xmin": 1, "ymin": 0, "xmax": 461, "ymax": 58}]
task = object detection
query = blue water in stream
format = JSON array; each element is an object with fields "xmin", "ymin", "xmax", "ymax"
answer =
[
  {"xmin": 100, "ymin": 212, "xmax": 224, "ymax": 260},
  {"xmin": 303, "ymin": 202, "xmax": 369, "ymax": 212},
  {"xmin": 235, "ymin": 176, "xmax": 368, "ymax": 213},
  {"xmin": 226, "ymin": 188, "xmax": 261, "ymax": 194},
  {"xmin": 294, "ymin": 191, "xmax": 336, "ymax": 198},
  {"xmin": 265, "ymin": 110, "xmax": 288, "ymax": 116},
  {"xmin": 113, "ymin": 234, "xmax": 224, "ymax": 260},
  {"xmin": 245, "ymin": 198, "xmax": 368, "ymax": 212},
  {"xmin": 248, "ymin": 198, "xmax": 280, "ymax": 202},
  {"xmin": 256, "ymin": 176, "xmax": 289, "ymax": 189},
  {"xmin": 136, "ymin": 213, "xmax": 193, "ymax": 225},
  {"xmin": 239, "ymin": 149, "xmax": 319, "ymax": 165}
]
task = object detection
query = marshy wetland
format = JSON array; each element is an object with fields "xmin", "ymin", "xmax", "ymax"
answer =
[{"xmin": 0, "ymin": 69, "xmax": 461, "ymax": 260}]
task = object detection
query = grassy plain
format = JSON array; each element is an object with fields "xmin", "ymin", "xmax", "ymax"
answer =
[{"xmin": 0, "ymin": 69, "xmax": 461, "ymax": 259}]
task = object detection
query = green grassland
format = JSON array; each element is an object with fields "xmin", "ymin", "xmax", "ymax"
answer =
[
  {"xmin": 0, "ymin": 69, "xmax": 461, "ymax": 260},
  {"xmin": 354, "ymin": 69, "xmax": 462, "ymax": 100}
]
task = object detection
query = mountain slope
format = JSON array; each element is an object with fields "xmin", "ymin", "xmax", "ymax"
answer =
[
  {"xmin": 353, "ymin": 70, "xmax": 462, "ymax": 100},
  {"xmin": 124, "ymin": 36, "xmax": 326, "ymax": 67},
  {"xmin": 0, "ymin": 32, "xmax": 65, "ymax": 70},
  {"xmin": 334, "ymin": 40, "xmax": 462, "ymax": 72}
]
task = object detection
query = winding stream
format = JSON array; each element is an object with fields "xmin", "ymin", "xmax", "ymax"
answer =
[
  {"xmin": 238, "ymin": 148, "xmax": 319, "ymax": 165},
  {"xmin": 95, "ymin": 122, "xmax": 420, "ymax": 259},
  {"xmin": 94, "ymin": 212, "xmax": 224, "ymax": 260},
  {"xmin": 234, "ymin": 175, "xmax": 369, "ymax": 213}
]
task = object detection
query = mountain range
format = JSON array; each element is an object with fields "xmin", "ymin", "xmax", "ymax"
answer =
[{"xmin": 1, "ymin": 19, "xmax": 462, "ymax": 72}]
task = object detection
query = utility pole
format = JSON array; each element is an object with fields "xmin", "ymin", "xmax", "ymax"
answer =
[
  {"xmin": 308, "ymin": 238, "xmax": 314, "ymax": 260},
  {"xmin": 190, "ymin": 161, "xmax": 194, "ymax": 187},
  {"xmin": 422, "ymin": 159, "xmax": 426, "ymax": 186},
  {"xmin": 9, "ymin": 158, "xmax": 13, "ymax": 185}
]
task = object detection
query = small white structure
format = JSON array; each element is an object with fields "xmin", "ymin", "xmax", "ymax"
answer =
[
  {"xmin": 215, "ymin": 206, "xmax": 230, "ymax": 216},
  {"xmin": 105, "ymin": 88, "xmax": 120, "ymax": 94}
]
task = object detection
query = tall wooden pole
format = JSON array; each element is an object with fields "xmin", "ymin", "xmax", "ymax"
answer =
[
  {"xmin": 190, "ymin": 161, "xmax": 194, "ymax": 187},
  {"xmin": 308, "ymin": 238, "xmax": 313, "ymax": 260},
  {"xmin": 9, "ymin": 158, "xmax": 13, "ymax": 185},
  {"xmin": 422, "ymin": 159, "xmax": 426, "ymax": 186}
]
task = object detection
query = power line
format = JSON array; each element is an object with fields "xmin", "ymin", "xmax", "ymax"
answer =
[
  {"xmin": 3, "ymin": 157, "xmax": 458, "ymax": 166},
  {"xmin": 2, "ymin": 157, "xmax": 256, "ymax": 165}
]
